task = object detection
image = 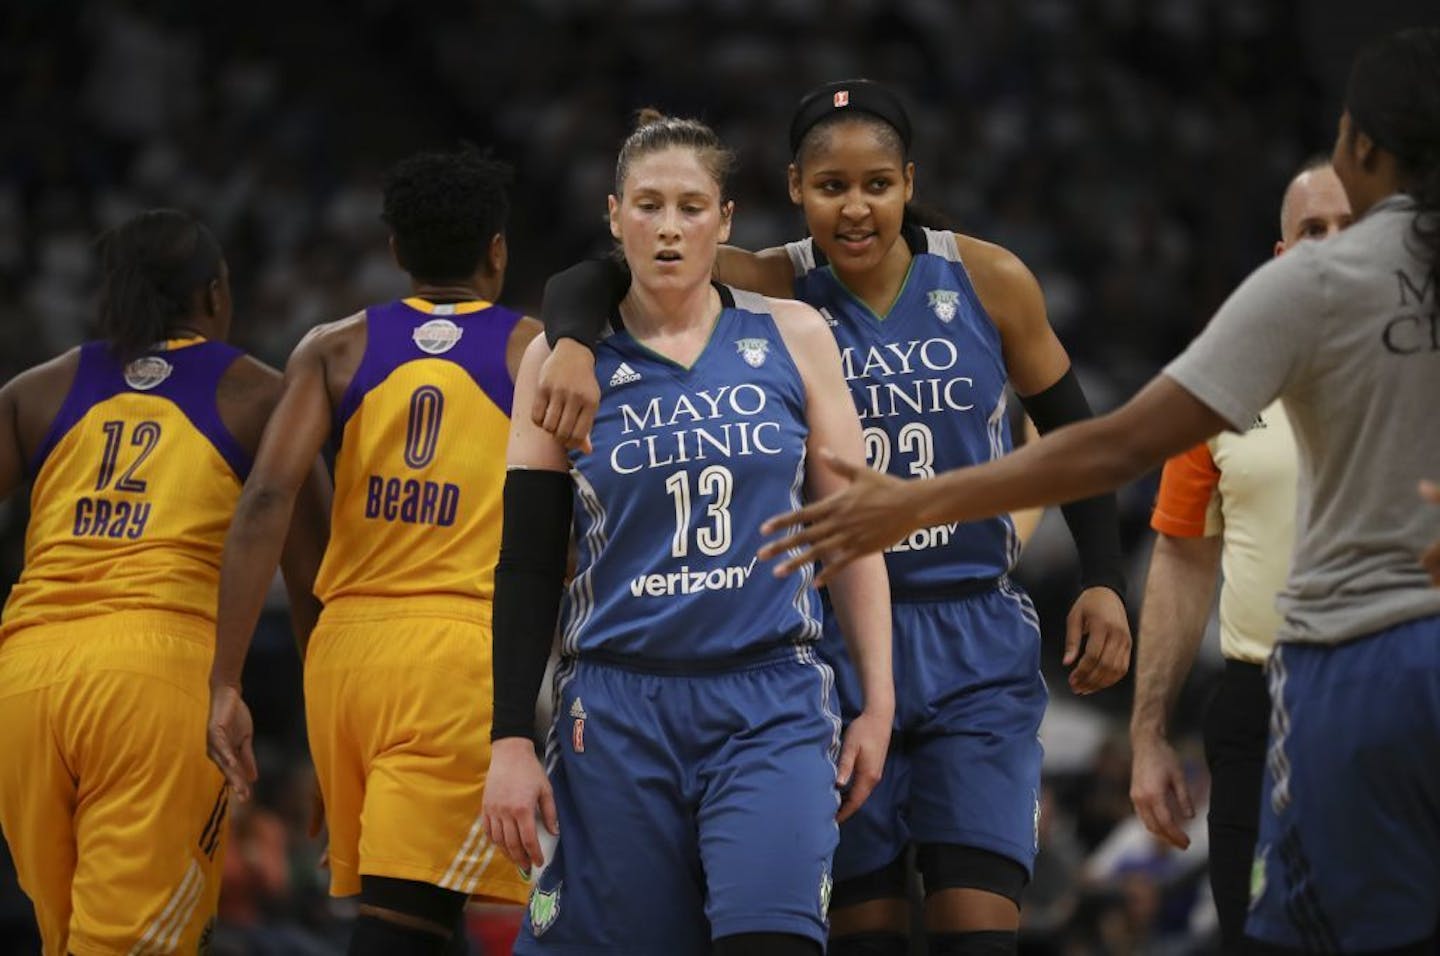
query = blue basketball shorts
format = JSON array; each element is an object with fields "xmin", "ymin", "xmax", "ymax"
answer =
[
  {"xmin": 513, "ymin": 645, "xmax": 842, "ymax": 955},
  {"xmin": 821, "ymin": 579, "xmax": 1047, "ymax": 884},
  {"xmin": 1246, "ymin": 613, "xmax": 1440, "ymax": 952}
]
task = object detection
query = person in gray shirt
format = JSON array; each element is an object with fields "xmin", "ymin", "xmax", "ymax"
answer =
[{"xmin": 760, "ymin": 26, "xmax": 1440, "ymax": 953}]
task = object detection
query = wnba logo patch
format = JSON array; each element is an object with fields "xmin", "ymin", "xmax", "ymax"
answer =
[
  {"xmin": 735, "ymin": 337, "xmax": 770, "ymax": 368},
  {"xmin": 927, "ymin": 289, "xmax": 960, "ymax": 323},
  {"xmin": 124, "ymin": 356, "xmax": 173, "ymax": 391},
  {"xmin": 413, "ymin": 318, "xmax": 464, "ymax": 355},
  {"xmin": 570, "ymin": 697, "xmax": 587, "ymax": 754}
]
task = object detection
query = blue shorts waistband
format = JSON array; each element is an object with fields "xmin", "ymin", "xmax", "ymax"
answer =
[{"xmin": 574, "ymin": 641, "xmax": 816, "ymax": 676}]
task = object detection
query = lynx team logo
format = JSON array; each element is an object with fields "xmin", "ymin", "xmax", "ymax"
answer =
[
  {"xmin": 927, "ymin": 289, "xmax": 960, "ymax": 323},
  {"xmin": 735, "ymin": 337, "xmax": 770, "ymax": 368},
  {"xmin": 124, "ymin": 356, "xmax": 173, "ymax": 391},
  {"xmin": 530, "ymin": 884, "xmax": 561, "ymax": 935},
  {"xmin": 413, "ymin": 318, "xmax": 464, "ymax": 355}
]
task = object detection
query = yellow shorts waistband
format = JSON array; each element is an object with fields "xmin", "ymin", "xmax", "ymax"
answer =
[{"xmin": 317, "ymin": 594, "xmax": 493, "ymax": 626}]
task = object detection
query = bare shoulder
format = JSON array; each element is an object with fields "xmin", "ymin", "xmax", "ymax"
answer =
[
  {"xmin": 765, "ymin": 297, "xmax": 840, "ymax": 366},
  {"xmin": 294, "ymin": 310, "xmax": 367, "ymax": 366},
  {"xmin": 952, "ymin": 233, "xmax": 1045, "ymax": 332},
  {"xmin": 3, "ymin": 348, "xmax": 83, "ymax": 452},
  {"xmin": 216, "ymin": 353, "xmax": 284, "ymax": 407},
  {"xmin": 2, "ymin": 346, "xmax": 83, "ymax": 403}
]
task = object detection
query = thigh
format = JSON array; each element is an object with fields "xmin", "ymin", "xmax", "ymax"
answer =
[
  {"xmin": 698, "ymin": 658, "xmax": 841, "ymax": 948},
  {"xmin": 312, "ymin": 614, "xmax": 527, "ymax": 904},
  {"xmin": 0, "ymin": 654, "xmax": 76, "ymax": 956},
  {"xmin": 900, "ymin": 595, "xmax": 1046, "ymax": 875},
  {"xmin": 516, "ymin": 662, "xmax": 709, "ymax": 956},
  {"xmin": 64, "ymin": 633, "xmax": 226, "ymax": 956},
  {"xmin": 1247, "ymin": 623, "xmax": 1440, "ymax": 952}
]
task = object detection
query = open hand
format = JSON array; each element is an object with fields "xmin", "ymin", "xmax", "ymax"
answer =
[{"xmin": 759, "ymin": 451, "xmax": 915, "ymax": 585}]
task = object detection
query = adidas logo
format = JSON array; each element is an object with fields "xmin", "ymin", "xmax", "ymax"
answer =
[
  {"xmin": 569, "ymin": 697, "xmax": 587, "ymax": 719},
  {"xmin": 609, "ymin": 362, "xmax": 642, "ymax": 387}
]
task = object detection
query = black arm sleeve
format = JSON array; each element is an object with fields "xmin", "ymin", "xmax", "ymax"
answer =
[
  {"xmin": 491, "ymin": 469, "xmax": 574, "ymax": 740},
  {"xmin": 541, "ymin": 258, "xmax": 631, "ymax": 350},
  {"xmin": 1018, "ymin": 368, "xmax": 1127, "ymax": 600}
]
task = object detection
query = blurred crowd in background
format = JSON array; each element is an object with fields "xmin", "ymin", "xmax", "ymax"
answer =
[{"xmin": 0, "ymin": 0, "xmax": 1431, "ymax": 952}]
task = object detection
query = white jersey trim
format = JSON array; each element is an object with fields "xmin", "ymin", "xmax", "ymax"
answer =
[
  {"xmin": 785, "ymin": 238, "xmax": 818, "ymax": 277},
  {"xmin": 923, "ymin": 227, "xmax": 962, "ymax": 263}
]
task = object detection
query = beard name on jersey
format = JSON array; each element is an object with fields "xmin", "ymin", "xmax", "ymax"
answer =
[
  {"xmin": 609, "ymin": 383, "xmax": 786, "ymax": 476},
  {"xmin": 838, "ymin": 337, "xmax": 977, "ymax": 420}
]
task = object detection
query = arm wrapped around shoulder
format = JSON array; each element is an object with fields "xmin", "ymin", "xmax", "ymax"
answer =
[
  {"xmin": 541, "ymin": 258, "xmax": 631, "ymax": 350},
  {"xmin": 491, "ymin": 468, "xmax": 574, "ymax": 740},
  {"xmin": 1019, "ymin": 368, "xmax": 1127, "ymax": 601}
]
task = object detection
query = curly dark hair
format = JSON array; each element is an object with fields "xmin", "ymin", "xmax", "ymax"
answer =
[{"xmin": 381, "ymin": 146, "xmax": 514, "ymax": 283}]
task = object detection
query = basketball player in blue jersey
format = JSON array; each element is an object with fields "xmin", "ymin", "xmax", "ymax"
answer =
[
  {"xmin": 765, "ymin": 28, "xmax": 1440, "ymax": 954},
  {"xmin": 206, "ymin": 148, "xmax": 541, "ymax": 956},
  {"xmin": 535, "ymin": 81, "xmax": 1131, "ymax": 956},
  {"xmin": 483, "ymin": 111, "xmax": 893, "ymax": 956},
  {"xmin": 0, "ymin": 209, "xmax": 327, "ymax": 955}
]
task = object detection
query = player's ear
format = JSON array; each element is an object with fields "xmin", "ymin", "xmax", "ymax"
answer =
[
  {"xmin": 718, "ymin": 200, "xmax": 734, "ymax": 244},
  {"xmin": 903, "ymin": 161, "xmax": 916, "ymax": 203},
  {"xmin": 488, "ymin": 233, "xmax": 508, "ymax": 278},
  {"xmin": 608, "ymin": 194, "xmax": 622, "ymax": 241},
  {"xmin": 787, "ymin": 164, "xmax": 803, "ymax": 206}
]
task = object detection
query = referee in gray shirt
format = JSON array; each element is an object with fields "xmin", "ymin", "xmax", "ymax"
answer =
[{"xmin": 760, "ymin": 26, "xmax": 1440, "ymax": 954}]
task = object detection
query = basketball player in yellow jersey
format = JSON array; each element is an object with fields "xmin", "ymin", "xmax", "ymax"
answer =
[
  {"xmin": 0, "ymin": 209, "xmax": 328, "ymax": 956},
  {"xmin": 207, "ymin": 147, "xmax": 541, "ymax": 956}
]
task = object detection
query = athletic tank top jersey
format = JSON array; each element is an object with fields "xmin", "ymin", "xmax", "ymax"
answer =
[
  {"xmin": 315, "ymin": 298, "xmax": 520, "ymax": 604},
  {"xmin": 787, "ymin": 225, "xmax": 1018, "ymax": 590},
  {"xmin": 563, "ymin": 286, "xmax": 820, "ymax": 661},
  {"xmin": 2, "ymin": 338, "xmax": 251, "ymax": 637}
]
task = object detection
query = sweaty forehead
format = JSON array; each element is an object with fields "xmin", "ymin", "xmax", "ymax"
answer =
[{"xmin": 798, "ymin": 117, "xmax": 904, "ymax": 169}]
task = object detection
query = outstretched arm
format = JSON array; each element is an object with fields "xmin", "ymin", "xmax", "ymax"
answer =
[{"xmin": 760, "ymin": 374, "xmax": 1229, "ymax": 582}]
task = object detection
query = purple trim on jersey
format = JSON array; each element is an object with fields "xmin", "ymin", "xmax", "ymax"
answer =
[
  {"xmin": 333, "ymin": 299, "xmax": 522, "ymax": 441},
  {"xmin": 27, "ymin": 340, "xmax": 252, "ymax": 481}
]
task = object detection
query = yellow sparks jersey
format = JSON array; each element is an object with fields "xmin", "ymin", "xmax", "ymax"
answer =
[
  {"xmin": 314, "ymin": 298, "xmax": 521, "ymax": 604},
  {"xmin": 2, "ymin": 339, "xmax": 251, "ymax": 638}
]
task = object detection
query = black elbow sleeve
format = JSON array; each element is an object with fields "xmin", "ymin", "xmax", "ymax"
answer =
[
  {"xmin": 492, "ymin": 469, "xmax": 574, "ymax": 740},
  {"xmin": 1018, "ymin": 368, "xmax": 1127, "ymax": 600},
  {"xmin": 541, "ymin": 258, "xmax": 630, "ymax": 350}
]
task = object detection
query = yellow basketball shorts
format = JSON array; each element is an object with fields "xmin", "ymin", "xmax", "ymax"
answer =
[
  {"xmin": 0, "ymin": 611, "xmax": 227, "ymax": 956},
  {"xmin": 305, "ymin": 596, "xmax": 527, "ymax": 903}
]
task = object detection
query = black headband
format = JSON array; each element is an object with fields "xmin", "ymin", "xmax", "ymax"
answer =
[{"xmin": 789, "ymin": 79, "xmax": 913, "ymax": 157}]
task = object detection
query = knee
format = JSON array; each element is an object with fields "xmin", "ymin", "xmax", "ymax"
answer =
[{"xmin": 916, "ymin": 844, "xmax": 1026, "ymax": 907}]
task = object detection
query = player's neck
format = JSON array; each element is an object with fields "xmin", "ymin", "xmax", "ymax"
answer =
[
  {"xmin": 832, "ymin": 239, "xmax": 913, "ymax": 317},
  {"xmin": 620, "ymin": 280, "xmax": 721, "ymax": 355},
  {"xmin": 409, "ymin": 277, "xmax": 495, "ymax": 304}
]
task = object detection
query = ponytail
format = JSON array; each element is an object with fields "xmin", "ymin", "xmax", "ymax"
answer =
[{"xmin": 97, "ymin": 210, "xmax": 222, "ymax": 361}]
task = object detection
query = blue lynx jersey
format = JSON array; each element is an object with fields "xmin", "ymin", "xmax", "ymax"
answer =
[
  {"xmin": 787, "ymin": 226, "xmax": 1018, "ymax": 589},
  {"xmin": 562, "ymin": 286, "xmax": 820, "ymax": 661}
]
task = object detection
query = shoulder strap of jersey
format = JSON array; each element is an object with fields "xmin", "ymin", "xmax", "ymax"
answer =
[
  {"xmin": 922, "ymin": 226, "xmax": 962, "ymax": 263},
  {"xmin": 784, "ymin": 238, "xmax": 818, "ymax": 277},
  {"xmin": 726, "ymin": 286, "xmax": 770, "ymax": 315}
]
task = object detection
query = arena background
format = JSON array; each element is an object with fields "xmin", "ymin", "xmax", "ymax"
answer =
[{"xmin": 1, "ymin": 1, "xmax": 1434, "ymax": 952}]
